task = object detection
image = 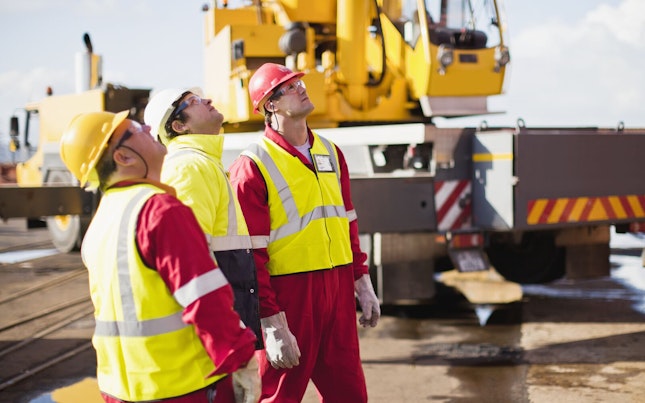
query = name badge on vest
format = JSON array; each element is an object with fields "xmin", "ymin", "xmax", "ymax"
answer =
[{"xmin": 313, "ymin": 154, "xmax": 335, "ymax": 173}]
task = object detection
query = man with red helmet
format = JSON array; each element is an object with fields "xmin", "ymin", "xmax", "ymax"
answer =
[{"xmin": 228, "ymin": 63, "xmax": 381, "ymax": 402}]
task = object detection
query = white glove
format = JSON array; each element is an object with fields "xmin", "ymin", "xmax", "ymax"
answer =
[
  {"xmin": 355, "ymin": 274, "xmax": 381, "ymax": 328},
  {"xmin": 260, "ymin": 311, "xmax": 301, "ymax": 369},
  {"xmin": 232, "ymin": 354, "xmax": 261, "ymax": 403}
]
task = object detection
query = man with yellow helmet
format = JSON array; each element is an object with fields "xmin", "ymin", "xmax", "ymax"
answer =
[
  {"xmin": 229, "ymin": 63, "xmax": 381, "ymax": 402},
  {"xmin": 60, "ymin": 111, "xmax": 260, "ymax": 403}
]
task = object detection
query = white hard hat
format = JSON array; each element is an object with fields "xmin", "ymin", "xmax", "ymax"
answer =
[{"xmin": 144, "ymin": 87, "xmax": 202, "ymax": 144}]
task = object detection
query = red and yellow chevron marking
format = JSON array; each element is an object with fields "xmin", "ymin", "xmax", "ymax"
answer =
[{"xmin": 527, "ymin": 195, "xmax": 645, "ymax": 225}]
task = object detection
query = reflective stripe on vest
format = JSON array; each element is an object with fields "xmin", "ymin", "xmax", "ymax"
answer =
[
  {"xmin": 243, "ymin": 139, "xmax": 346, "ymax": 243},
  {"xmin": 316, "ymin": 137, "xmax": 360, "ymax": 223},
  {"xmin": 83, "ymin": 184, "xmax": 223, "ymax": 400},
  {"xmin": 316, "ymin": 136, "xmax": 360, "ymax": 223},
  {"xmin": 241, "ymin": 133, "xmax": 353, "ymax": 275},
  {"xmin": 166, "ymin": 148, "xmax": 253, "ymax": 251},
  {"xmin": 93, "ymin": 188, "xmax": 229, "ymax": 337},
  {"xmin": 250, "ymin": 234, "xmax": 270, "ymax": 249}
]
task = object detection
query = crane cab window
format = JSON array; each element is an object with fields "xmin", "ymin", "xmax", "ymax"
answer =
[{"xmin": 385, "ymin": 0, "xmax": 503, "ymax": 49}]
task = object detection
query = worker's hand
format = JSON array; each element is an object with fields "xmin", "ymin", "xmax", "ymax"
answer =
[
  {"xmin": 260, "ymin": 311, "xmax": 301, "ymax": 369},
  {"xmin": 355, "ymin": 274, "xmax": 381, "ymax": 327},
  {"xmin": 232, "ymin": 354, "xmax": 261, "ymax": 403}
]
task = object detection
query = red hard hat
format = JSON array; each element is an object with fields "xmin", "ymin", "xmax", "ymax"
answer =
[{"xmin": 248, "ymin": 63, "xmax": 305, "ymax": 114}]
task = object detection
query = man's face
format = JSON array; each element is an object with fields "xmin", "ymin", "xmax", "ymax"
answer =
[
  {"xmin": 111, "ymin": 119, "xmax": 166, "ymax": 173},
  {"xmin": 176, "ymin": 93, "xmax": 224, "ymax": 135},
  {"xmin": 266, "ymin": 78, "xmax": 314, "ymax": 119}
]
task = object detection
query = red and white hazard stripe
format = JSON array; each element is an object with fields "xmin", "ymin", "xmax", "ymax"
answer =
[{"xmin": 434, "ymin": 180, "xmax": 472, "ymax": 232}]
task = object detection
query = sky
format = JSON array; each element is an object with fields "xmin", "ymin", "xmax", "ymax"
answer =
[{"xmin": 0, "ymin": 0, "xmax": 644, "ymax": 157}]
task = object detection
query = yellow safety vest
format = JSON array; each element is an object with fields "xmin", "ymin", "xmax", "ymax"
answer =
[
  {"xmin": 81, "ymin": 184, "xmax": 225, "ymax": 401},
  {"xmin": 163, "ymin": 135, "xmax": 263, "ymax": 350},
  {"xmin": 162, "ymin": 135, "xmax": 253, "ymax": 252},
  {"xmin": 242, "ymin": 132, "xmax": 352, "ymax": 275}
]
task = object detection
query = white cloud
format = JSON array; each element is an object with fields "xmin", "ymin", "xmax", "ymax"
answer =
[
  {"xmin": 460, "ymin": 0, "xmax": 645, "ymax": 128},
  {"xmin": 0, "ymin": 0, "xmax": 149, "ymax": 16},
  {"xmin": 74, "ymin": 0, "xmax": 152, "ymax": 17},
  {"xmin": 586, "ymin": 0, "xmax": 645, "ymax": 48},
  {"xmin": 0, "ymin": 0, "xmax": 65, "ymax": 13},
  {"xmin": 0, "ymin": 68, "xmax": 72, "ymax": 130},
  {"xmin": 514, "ymin": 1, "xmax": 644, "ymax": 58}
]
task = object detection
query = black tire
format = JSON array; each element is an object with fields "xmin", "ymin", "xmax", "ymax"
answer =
[{"xmin": 485, "ymin": 231, "xmax": 565, "ymax": 284}]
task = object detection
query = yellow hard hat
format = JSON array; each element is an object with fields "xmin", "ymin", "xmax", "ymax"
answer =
[{"xmin": 60, "ymin": 110, "xmax": 129, "ymax": 187}]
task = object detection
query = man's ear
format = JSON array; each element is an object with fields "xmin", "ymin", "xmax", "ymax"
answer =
[
  {"xmin": 112, "ymin": 147, "xmax": 135, "ymax": 166},
  {"xmin": 170, "ymin": 119, "xmax": 187, "ymax": 134}
]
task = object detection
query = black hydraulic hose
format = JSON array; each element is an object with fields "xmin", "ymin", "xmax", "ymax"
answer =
[{"xmin": 367, "ymin": 0, "xmax": 386, "ymax": 87}]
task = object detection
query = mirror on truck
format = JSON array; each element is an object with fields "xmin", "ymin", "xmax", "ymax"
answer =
[{"xmin": 9, "ymin": 116, "xmax": 20, "ymax": 151}]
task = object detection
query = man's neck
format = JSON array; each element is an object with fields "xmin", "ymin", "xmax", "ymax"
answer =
[
  {"xmin": 275, "ymin": 118, "xmax": 308, "ymax": 146},
  {"xmin": 107, "ymin": 170, "xmax": 160, "ymax": 188}
]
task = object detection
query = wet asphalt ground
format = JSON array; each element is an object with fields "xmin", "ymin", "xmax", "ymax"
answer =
[{"xmin": 1, "ymin": 220, "xmax": 645, "ymax": 403}]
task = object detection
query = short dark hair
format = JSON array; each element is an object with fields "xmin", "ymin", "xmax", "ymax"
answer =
[{"xmin": 164, "ymin": 91, "xmax": 192, "ymax": 138}]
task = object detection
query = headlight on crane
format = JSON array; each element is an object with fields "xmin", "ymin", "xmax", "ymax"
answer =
[
  {"xmin": 437, "ymin": 44, "xmax": 454, "ymax": 75},
  {"xmin": 494, "ymin": 45, "xmax": 510, "ymax": 72}
]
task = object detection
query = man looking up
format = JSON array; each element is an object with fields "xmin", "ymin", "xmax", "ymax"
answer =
[
  {"xmin": 229, "ymin": 63, "xmax": 381, "ymax": 403},
  {"xmin": 60, "ymin": 111, "xmax": 259, "ymax": 403},
  {"xmin": 145, "ymin": 88, "xmax": 262, "ymax": 350}
]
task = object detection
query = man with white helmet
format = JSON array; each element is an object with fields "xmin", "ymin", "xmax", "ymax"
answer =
[
  {"xmin": 228, "ymin": 63, "xmax": 381, "ymax": 402},
  {"xmin": 59, "ymin": 111, "xmax": 259, "ymax": 403},
  {"xmin": 145, "ymin": 88, "xmax": 262, "ymax": 350}
]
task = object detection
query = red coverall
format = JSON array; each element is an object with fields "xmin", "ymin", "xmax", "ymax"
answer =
[
  {"xmin": 229, "ymin": 129, "xmax": 369, "ymax": 403},
  {"xmin": 100, "ymin": 181, "xmax": 256, "ymax": 403}
]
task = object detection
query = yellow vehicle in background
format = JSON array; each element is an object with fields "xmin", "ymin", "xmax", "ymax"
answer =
[{"xmin": 2, "ymin": 34, "xmax": 149, "ymax": 252}]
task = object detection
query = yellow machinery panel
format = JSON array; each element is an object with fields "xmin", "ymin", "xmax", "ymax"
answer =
[
  {"xmin": 204, "ymin": 24, "xmax": 285, "ymax": 125},
  {"xmin": 203, "ymin": 0, "xmax": 510, "ymax": 131},
  {"xmin": 204, "ymin": 7, "xmax": 274, "ymax": 41},
  {"xmin": 427, "ymin": 49, "xmax": 506, "ymax": 96},
  {"xmin": 277, "ymin": 0, "xmax": 336, "ymax": 23},
  {"xmin": 16, "ymin": 90, "xmax": 105, "ymax": 186}
]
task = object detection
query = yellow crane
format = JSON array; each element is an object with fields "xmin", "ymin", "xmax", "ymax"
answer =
[{"xmin": 6, "ymin": 1, "xmax": 645, "ymax": 304}]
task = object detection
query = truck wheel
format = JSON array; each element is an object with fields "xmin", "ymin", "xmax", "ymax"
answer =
[
  {"xmin": 485, "ymin": 231, "xmax": 565, "ymax": 284},
  {"xmin": 45, "ymin": 170, "xmax": 90, "ymax": 253},
  {"xmin": 47, "ymin": 215, "xmax": 83, "ymax": 252}
]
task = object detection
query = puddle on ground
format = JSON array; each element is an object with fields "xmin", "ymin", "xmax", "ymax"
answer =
[{"xmin": 0, "ymin": 248, "xmax": 58, "ymax": 264}]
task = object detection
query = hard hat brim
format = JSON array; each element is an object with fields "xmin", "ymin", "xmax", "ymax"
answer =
[
  {"xmin": 254, "ymin": 71, "xmax": 305, "ymax": 114},
  {"xmin": 80, "ymin": 110, "xmax": 129, "ymax": 186}
]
